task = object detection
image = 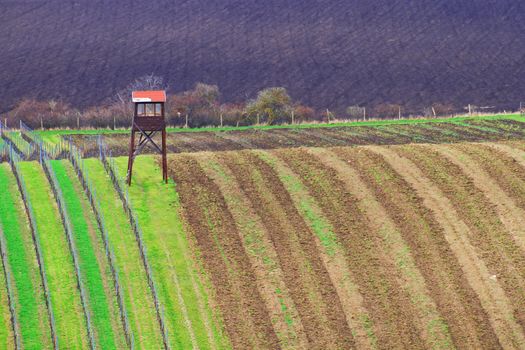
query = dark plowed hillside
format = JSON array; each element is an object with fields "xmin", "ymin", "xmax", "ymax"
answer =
[
  {"xmin": 169, "ymin": 141, "xmax": 525, "ymax": 349},
  {"xmin": 1, "ymin": 0, "xmax": 525, "ymax": 111},
  {"xmin": 73, "ymin": 118, "xmax": 525, "ymax": 157}
]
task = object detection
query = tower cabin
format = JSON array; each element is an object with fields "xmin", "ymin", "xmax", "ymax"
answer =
[{"xmin": 127, "ymin": 90, "xmax": 168, "ymax": 185}]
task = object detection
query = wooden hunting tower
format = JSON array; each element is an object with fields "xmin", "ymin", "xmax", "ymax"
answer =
[{"xmin": 127, "ymin": 90, "xmax": 168, "ymax": 185}]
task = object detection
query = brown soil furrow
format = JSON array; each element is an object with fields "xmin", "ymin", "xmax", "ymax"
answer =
[
  {"xmin": 332, "ymin": 146, "xmax": 499, "ymax": 349},
  {"xmin": 439, "ymin": 144, "xmax": 525, "ymax": 254},
  {"xmin": 276, "ymin": 148, "xmax": 425, "ymax": 349},
  {"xmin": 315, "ymin": 128, "xmax": 370, "ymax": 145},
  {"xmin": 220, "ymin": 150, "xmax": 355, "ymax": 349},
  {"xmin": 238, "ymin": 130, "xmax": 302, "ymax": 149},
  {"xmin": 437, "ymin": 124, "xmax": 492, "ymax": 142},
  {"xmin": 256, "ymin": 150, "xmax": 376, "ymax": 349},
  {"xmin": 344, "ymin": 127, "xmax": 401, "ymax": 145},
  {"xmin": 213, "ymin": 132, "xmax": 258, "ymax": 150},
  {"xmin": 169, "ymin": 155, "xmax": 279, "ymax": 349},
  {"xmin": 271, "ymin": 129, "xmax": 327, "ymax": 147},
  {"xmin": 288, "ymin": 129, "xmax": 347, "ymax": 146},
  {"xmin": 418, "ymin": 145, "xmax": 525, "ymax": 331},
  {"xmin": 331, "ymin": 127, "xmax": 388, "ymax": 145},
  {"xmin": 461, "ymin": 121, "xmax": 525, "ymax": 139},
  {"xmin": 398, "ymin": 124, "xmax": 454, "ymax": 143},
  {"xmin": 308, "ymin": 147, "xmax": 457, "ymax": 348},
  {"xmin": 167, "ymin": 133, "xmax": 211, "ymax": 152},
  {"xmin": 372, "ymin": 145, "xmax": 524, "ymax": 348},
  {"xmin": 483, "ymin": 143, "xmax": 525, "ymax": 211},
  {"xmin": 373, "ymin": 126, "xmax": 417, "ymax": 144},
  {"xmin": 196, "ymin": 153, "xmax": 309, "ymax": 349}
]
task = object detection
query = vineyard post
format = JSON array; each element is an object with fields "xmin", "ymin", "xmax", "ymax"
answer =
[
  {"xmin": 363, "ymin": 107, "xmax": 366, "ymax": 121},
  {"xmin": 220, "ymin": 113, "xmax": 223, "ymax": 127},
  {"xmin": 398, "ymin": 106, "xmax": 401, "ymax": 120},
  {"xmin": 40, "ymin": 115, "xmax": 43, "ymax": 130},
  {"xmin": 291, "ymin": 110, "xmax": 295, "ymax": 125},
  {"xmin": 185, "ymin": 114, "xmax": 189, "ymax": 128}
]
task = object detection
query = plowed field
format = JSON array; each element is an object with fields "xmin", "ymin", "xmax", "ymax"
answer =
[
  {"xmin": 168, "ymin": 141, "xmax": 525, "ymax": 349},
  {"xmin": 71, "ymin": 118, "xmax": 525, "ymax": 157}
]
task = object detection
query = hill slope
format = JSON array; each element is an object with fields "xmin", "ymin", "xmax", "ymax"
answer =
[
  {"xmin": 170, "ymin": 141, "xmax": 525, "ymax": 348},
  {"xmin": 1, "ymin": 0, "xmax": 525, "ymax": 112}
]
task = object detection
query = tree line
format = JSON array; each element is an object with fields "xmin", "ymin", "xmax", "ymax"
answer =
[{"xmin": 0, "ymin": 75, "xmax": 481, "ymax": 130}]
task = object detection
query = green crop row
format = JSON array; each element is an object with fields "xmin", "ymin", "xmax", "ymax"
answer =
[
  {"xmin": 0, "ymin": 164, "xmax": 52, "ymax": 349},
  {"xmin": 82, "ymin": 158, "xmax": 165, "ymax": 349},
  {"xmin": 115, "ymin": 156, "xmax": 229, "ymax": 349},
  {"xmin": 18, "ymin": 162, "xmax": 89, "ymax": 349},
  {"xmin": 50, "ymin": 160, "xmax": 126, "ymax": 349}
]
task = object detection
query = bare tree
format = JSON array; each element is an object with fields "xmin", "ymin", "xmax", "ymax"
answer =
[
  {"xmin": 112, "ymin": 74, "xmax": 168, "ymax": 121},
  {"xmin": 115, "ymin": 74, "xmax": 167, "ymax": 105}
]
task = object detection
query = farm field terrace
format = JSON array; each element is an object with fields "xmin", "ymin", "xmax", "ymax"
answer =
[
  {"xmin": 167, "ymin": 140, "xmax": 525, "ymax": 349},
  {"xmin": 64, "ymin": 115, "xmax": 525, "ymax": 156},
  {"xmin": 1, "ymin": 117, "xmax": 525, "ymax": 348}
]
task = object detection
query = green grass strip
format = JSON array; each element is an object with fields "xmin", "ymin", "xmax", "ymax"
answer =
[
  {"xmin": 0, "ymin": 245, "xmax": 14, "ymax": 350},
  {"xmin": 0, "ymin": 164, "xmax": 51, "ymax": 349},
  {"xmin": 255, "ymin": 150, "xmax": 379, "ymax": 347},
  {"xmin": 115, "ymin": 156, "xmax": 230, "ymax": 350},
  {"xmin": 18, "ymin": 162, "xmax": 88, "ymax": 349},
  {"xmin": 83, "ymin": 158, "xmax": 164, "ymax": 349},
  {"xmin": 50, "ymin": 160, "xmax": 125, "ymax": 349},
  {"xmin": 255, "ymin": 152, "xmax": 340, "ymax": 257},
  {"xmin": 5, "ymin": 132, "xmax": 32, "ymax": 154},
  {"xmin": 35, "ymin": 113, "xmax": 525, "ymax": 137}
]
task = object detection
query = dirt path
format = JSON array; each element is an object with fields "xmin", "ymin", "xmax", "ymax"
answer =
[
  {"xmin": 170, "ymin": 155, "xmax": 279, "ymax": 349},
  {"xmin": 371, "ymin": 146, "xmax": 524, "ymax": 349},
  {"xmin": 197, "ymin": 153, "xmax": 310, "ymax": 349},
  {"xmin": 309, "ymin": 147, "xmax": 455, "ymax": 348},
  {"xmin": 221, "ymin": 151, "xmax": 354, "ymax": 349},
  {"xmin": 276, "ymin": 148, "xmax": 426, "ymax": 349}
]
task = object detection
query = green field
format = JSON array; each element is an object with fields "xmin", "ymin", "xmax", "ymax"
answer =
[
  {"xmin": 18, "ymin": 163, "xmax": 89, "ymax": 349},
  {"xmin": 0, "ymin": 164, "xmax": 52, "ymax": 349},
  {"xmin": 0, "ymin": 233, "xmax": 14, "ymax": 350},
  {"xmin": 82, "ymin": 159, "xmax": 165, "ymax": 349},
  {"xmin": 115, "ymin": 156, "xmax": 229, "ymax": 349},
  {"xmin": 50, "ymin": 160, "xmax": 127, "ymax": 349}
]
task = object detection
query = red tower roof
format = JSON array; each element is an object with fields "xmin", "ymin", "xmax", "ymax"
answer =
[{"xmin": 132, "ymin": 90, "xmax": 167, "ymax": 103}]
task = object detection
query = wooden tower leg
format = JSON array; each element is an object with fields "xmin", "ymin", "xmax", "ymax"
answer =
[
  {"xmin": 162, "ymin": 128, "xmax": 168, "ymax": 183},
  {"xmin": 127, "ymin": 130, "xmax": 135, "ymax": 185}
]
